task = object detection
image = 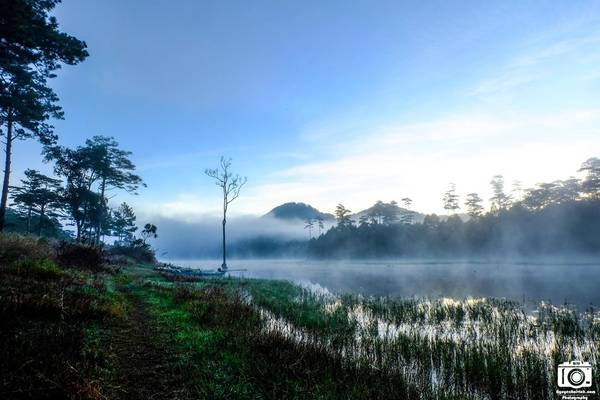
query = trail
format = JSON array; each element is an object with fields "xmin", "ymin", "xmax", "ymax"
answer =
[{"xmin": 110, "ymin": 292, "xmax": 188, "ymax": 400}]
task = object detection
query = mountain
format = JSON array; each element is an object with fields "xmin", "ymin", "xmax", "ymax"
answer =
[
  {"xmin": 264, "ymin": 202, "xmax": 335, "ymax": 221},
  {"xmin": 352, "ymin": 201, "xmax": 425, "ymax": 223}
]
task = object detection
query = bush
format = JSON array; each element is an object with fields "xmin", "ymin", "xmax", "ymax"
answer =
[
  {"xmin": 0, "ymin": 233, "xmax": 54, "ymax": 266},
  {"xmin": 56, "ymin": 242, "xmax": 105, "ymax": 272},
  {"xmin": 189, "ymin": 299, "xmax": 215, "ymax": 324},
  {"xmin": 107, "ymin": 244, "xmax": 156, "ymax": 264},
  {"xmin": 10, "ymin": 259, "xmax": 65, "ymax": 280},
  {"xmin": 0, "ymin": 255, "xmax": 121, "ymax": 399}
]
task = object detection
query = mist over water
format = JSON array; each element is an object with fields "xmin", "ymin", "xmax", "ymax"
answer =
[
  {"xmin": 168, "ymin": 259, "xmax": 600, "ymax": 308},
  {"xmin": 146, "ymin": 215, "xmax": 309, "ymax": 258}
]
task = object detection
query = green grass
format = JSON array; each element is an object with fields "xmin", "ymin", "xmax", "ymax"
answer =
[
  {"xmin": 0, "ymin": 261, "xmax": 123, "ymax": 398},
  {"xmin": 128, "ymin": 278, "xmax": 260, "ymax": 399},
  {"xmin": 142, "ymin": 273, "xmax": 599, "ymax": 400}
]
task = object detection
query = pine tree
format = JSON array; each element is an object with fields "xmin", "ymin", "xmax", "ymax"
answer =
[
  {"xmin": 0, "ymin": 0, "xmax": 88, "ymax": 230},
  {"xmin": 464, "ymin": 193, "xmax": 484, "ymax": 218},
  {"xmin": 442, "ymin": 183, "xmax": 460, "ymax": 214},
  {"xmin": 11, "ymin": 169, "xmax": 61, "ymax": 235}
]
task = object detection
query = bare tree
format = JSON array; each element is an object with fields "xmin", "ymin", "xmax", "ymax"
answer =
[{"xmin": 205, "ymin": 157, "xmax": 247, "ymax": 271}]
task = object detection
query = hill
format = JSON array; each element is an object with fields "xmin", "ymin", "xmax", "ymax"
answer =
[
  {"xmin": 352, "ymin": 201, "xmax": 425, "ymax": 223},
  {"xmin": 264, "ymin": 202, "xmax": 335, "ymax": 221}
]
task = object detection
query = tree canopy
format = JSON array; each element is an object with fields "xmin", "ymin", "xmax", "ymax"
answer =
[
  {"xmin": 11, "ymin": 168, "xmax": 61, "ymax": 235},
  {"xmin": 0, "ymin": 0, "xmax": 88, "ymax": 230},
  {"xmin": 45, "ymin": 136, "xmax": 143, "ymax": 242}
]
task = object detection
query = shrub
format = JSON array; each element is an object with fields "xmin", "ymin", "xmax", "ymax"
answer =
[
  {"xmin": 189, "ymin": 299, "xmax": 215, "ymax": 324},
  {"xmin": 107, "ymin": 244, "xmax": 156, "ymax": 264},
  {"xmin": 10, "ymin": 259, "xmax": 65, "ymax": 280},
  {"xmin": 56, "ymin": 242, "xmax": 105, "ymax": 272},
  {"xmin": 0, "ymin": 233, "xmax": 54, "ymax": 266}
]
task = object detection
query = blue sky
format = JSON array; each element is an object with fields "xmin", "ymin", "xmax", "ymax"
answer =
[{"xmin": 14, "ymin": 0, "xmax": 600, "ymax": 219}]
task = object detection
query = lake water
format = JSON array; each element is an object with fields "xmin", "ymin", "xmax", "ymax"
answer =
[{"xmin": 167, "ymin": 259, "xmax": 600, "ymax": 308}]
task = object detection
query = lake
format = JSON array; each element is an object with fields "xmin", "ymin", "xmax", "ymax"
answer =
[{"xmin": 167, "ymin": 258, "xmax": 600, "ymax": 308}]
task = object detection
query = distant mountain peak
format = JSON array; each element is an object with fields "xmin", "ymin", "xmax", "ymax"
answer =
[
  {"xmin": 264, "ymin": 202, "xmax": 335, "ymax": 221},
  {"xmin": 352, "ymin": 201, "xmax": 425, "ymax": 223}
]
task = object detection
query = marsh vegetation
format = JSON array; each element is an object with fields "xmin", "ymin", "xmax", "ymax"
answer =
[{"xmin": 151, "ymin": 271, "xmax": 600, "ymax": 399}]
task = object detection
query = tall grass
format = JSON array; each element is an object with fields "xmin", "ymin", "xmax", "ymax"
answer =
[{"xmin": 165, "ymin": 277, "xmax": 598, "ymax": 400}]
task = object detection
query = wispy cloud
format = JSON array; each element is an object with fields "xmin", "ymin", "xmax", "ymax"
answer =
[
  {"xmin": 470, "ymin": 29, "xmax": 600, "ymax": 96},
  {"xmin": 469, "ymin": 73, "xmax": 538, "ymax": 96},
  {"xmin": 242, "ymin": 108, "xmax": 600, "ymax": 215},
  {"xmin": 141, "ymin": 107, "xmax": 600, "ymax": 217}
]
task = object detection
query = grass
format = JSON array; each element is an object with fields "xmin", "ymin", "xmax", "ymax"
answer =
[
  {"xmin": 2, "ymin": 233, "xmax": 599, "ymax": 399},
  {"xmin": 145, "ymin": 273, "xmax": 599, "ymax": 399},
  {"xmin": 0, "ymin": 259, "xmax": 123, "ymax": 398}
]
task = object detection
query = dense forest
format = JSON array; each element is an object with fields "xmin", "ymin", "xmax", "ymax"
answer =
[{"xmin": 308, "ymin": 158, "xmax": 600, "ymax": 258}]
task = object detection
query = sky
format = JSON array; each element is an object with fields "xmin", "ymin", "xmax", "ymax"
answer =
[{"xmin": 14, "ymin": 0, "xmax": 600, "ymax": 220}]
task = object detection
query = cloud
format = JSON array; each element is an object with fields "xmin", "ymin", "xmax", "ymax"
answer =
[
  {"xmin": 135, "ymin": 105, "xmax": 600, "ymax": 219},
  {"xmin": 510, "ymin": 35, "xmax": 600, "ymax": 68},
  {"xmin": 470, "ymin": 30, "xmax": 600, "ymax": 96},
  {"xmin": 242, "ymin": 108, "xmax": 600, "ymax": 215},
  {"xmin": 139, "ymin": 194, "xmax": 218, "ymax": 219},
  {"xmin": 469, "ymin": 73, "xmax": 538, "ymax": 96},
  {"xmin": 136, "ymin": 22, "xmax": 600, "ymax": 220}
]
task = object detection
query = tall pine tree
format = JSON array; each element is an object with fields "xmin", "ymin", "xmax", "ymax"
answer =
[{"xmin": 0, "ymin": 0, "xmax": 88, "ymax": 230}]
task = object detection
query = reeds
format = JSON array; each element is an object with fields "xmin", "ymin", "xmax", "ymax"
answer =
[
  {"xmin": 140, "ymin": 275, "xmax": 599, "ymax": 399},
  {"xmin": 235, "ymin": 280, "xmax": 599, "ymax": 399}
]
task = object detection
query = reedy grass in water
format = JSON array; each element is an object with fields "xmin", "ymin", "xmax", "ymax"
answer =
[{"xmin": 157, "ymin": 275, "xmax": 599, "ymax": 400}]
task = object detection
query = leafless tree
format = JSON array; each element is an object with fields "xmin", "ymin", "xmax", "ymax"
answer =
[{"xmin": 205, "ymin": 157, "xmax": 247, "ymax": 270}]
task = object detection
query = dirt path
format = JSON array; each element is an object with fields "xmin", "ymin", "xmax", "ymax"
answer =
[{"xmin": 110, "ymin": 292, "xmax": 188, "ymax": 400}]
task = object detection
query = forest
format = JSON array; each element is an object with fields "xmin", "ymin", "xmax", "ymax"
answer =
[
  {"xmin": 223, "ymin": 160, "xmax": 600, "ymax": 259},
  {"xmin": 308, "ymin": 160, "xmax": 600, "ymax": 258}
]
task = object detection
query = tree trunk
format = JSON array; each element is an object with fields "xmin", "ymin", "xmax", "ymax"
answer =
[
  {"xmin": 97, "ymin": 178, "xmax": 106, "ymax": 244},
  {"xmin": 80, "ymin": 201, "xmax": 88, "ymax": 243},
  {"xmin": 76, "ymin": 218, "xmax": 82, "ymax": 241},
  {"xmin": 0, "ymin": 118, "xmax": 13, "ymax": 231},
  {"xmin": 221, "ymin": 216, "xmax": 227, "ymax": 269},
  {"xmin": 27, "ymin": 207, "xmax": 32, "ymax": 234},
  {"xmin": 38, "ymin": 204, "xmax": 45, "ymax": 236},
  {"xmin": 221, "ymin": 185, "xmax": 228, "ymax": 270}
]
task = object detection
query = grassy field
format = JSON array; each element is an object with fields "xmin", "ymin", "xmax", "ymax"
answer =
[{"xmin": 1, "ymin": 234, "xmax": 599, "ymax": 399}]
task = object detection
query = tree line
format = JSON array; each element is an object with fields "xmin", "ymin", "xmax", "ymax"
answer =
[
  {"xmin": 0, "ymin": 0, "xmax": 88, "ymax": 231},
  {"xmin": 308, "ymin": 158, "xmax": 600, "ymax": 258},
  {"xmin": 1, "ymin": 1, "xmax": 155, "ymax": 249},
  {"xmin": 9, "ymin": 135, "xmax": 155, "ymax": 245}
]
